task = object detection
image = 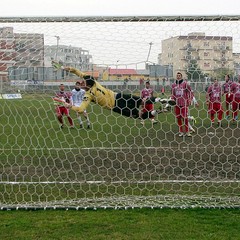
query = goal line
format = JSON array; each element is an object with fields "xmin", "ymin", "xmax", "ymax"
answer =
[{"xmin": 1, "ymin": 180, "xmax": 239, "ymax": 185}]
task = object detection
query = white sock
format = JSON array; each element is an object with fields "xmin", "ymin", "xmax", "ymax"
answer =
[
  {"xmin": 78, "ymin": 117, "xmax": 83, "ymax": 125},
  {"xmin": 151, "ymin": 110, "xmax": 156, "ymax": 116},
  {"xmin": 86, "ymin": 117, "xmax": 90, "ymax": 125}
]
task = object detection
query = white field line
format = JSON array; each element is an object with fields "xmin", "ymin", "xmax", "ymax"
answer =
[
  {"xmin": 0, "ymin": 146, "xmax": 238, "ymax": 151},
  {"xmin": 0, "ymin": 180, "xmax": 240, "ymax": 185}
]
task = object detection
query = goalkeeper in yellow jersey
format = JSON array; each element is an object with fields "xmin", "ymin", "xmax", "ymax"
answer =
[{"xmin": 62, "ymin": 66, "xmax": 175, "ymax": 120}]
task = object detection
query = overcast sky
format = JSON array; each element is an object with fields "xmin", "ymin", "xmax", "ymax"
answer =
[
  {"xmin": 0, "ymin": 0, "xmax": 240, "ymax": 68},
  {"xmin": 1, "ymin": 0, "xmax": 240, "ymax": 16}
]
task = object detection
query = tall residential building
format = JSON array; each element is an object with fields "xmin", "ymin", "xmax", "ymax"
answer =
[
  {"xmin": 0, "ymin": 27, "xmax": 16, "ymax": 81},
  {"xmin": 160, "ymin": 32, "xmax": 233, "ymax": 79},
  {"xmin": 233, "ymin": 53, "xmax": 240, "ymax": 76},
  {"xmin": 14, "ymin": 32, "xmax": 44, "ymax": 67},
  {"xmin": 0, "ymin": 27, "xmax": 44, "ymax": 81},
  {"xmin": 44, "ymin": 45, "xmax": 93, "ymax": 71}
]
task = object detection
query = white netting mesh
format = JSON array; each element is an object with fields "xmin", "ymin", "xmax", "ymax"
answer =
[{"xmin": 0, "ymin": 16, "xmax": 240, "ymax": 209}]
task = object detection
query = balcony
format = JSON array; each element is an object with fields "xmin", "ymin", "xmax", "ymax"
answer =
[
  {"xmin": 183, "ymin": 55, "xmax": 200, "ymax": 61},
  {"xmin": 186, "ymin": 47, "xmax": 197, "ymax": 52},
  {"xmin": 213, "ymin": 46, "xmax": 230, "ymax": 51},
  {"xmin": 213, "ymin": 57, "xmax": 230, "ymax": 62},
  {"xmin": 181, "ymin": 45, "xmax": 198, "ymax": 51}
]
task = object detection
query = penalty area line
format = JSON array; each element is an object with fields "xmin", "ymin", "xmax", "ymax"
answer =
[
  {"xmin": 0, "ymin": 180, "xmax": 240, "ymax": 185},
  {"xmin": 0, "ymin": 146, "xmax": 237, "ymax": 151}
]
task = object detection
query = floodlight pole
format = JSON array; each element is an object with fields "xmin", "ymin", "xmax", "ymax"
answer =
[
  {"xmin": 146, "ymin": 42, "xmax": 153, "ymax": 62},
  {"xmin": 116, "ymin": 60, "xmax": 119, "ymax": 80},
  {"xmin": 54, "ymin": 36, "xmax": 60, "ymax": 60}
]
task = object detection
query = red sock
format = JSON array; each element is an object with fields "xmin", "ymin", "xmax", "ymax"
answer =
[
  {"xmin": 184, "ymin": 118, "xmax": 189, "ymax": 132},
  {"xmin": 210, "ymin": 114, "xmax": 214, "ymax": 122},
  {"xmin": 67, "ymin": 116, "xmax": 73, "ymax": 126},
  {"xmin": 218, "ymin": 110, "xmax": 223, "ymax": 121},
  {"xmin": 57, "ymin": 115, "xmax": 63, "ymax": 124},
  {"xmin": 177, "ymin": 118, "xmax": 183, "ymax": 132},
  {"xmin": 233, "ymin": 111, "xmax": 238, "ymax": 120}
]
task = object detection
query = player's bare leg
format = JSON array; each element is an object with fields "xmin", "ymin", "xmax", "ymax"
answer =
[
  {"xmin": 57, "ymin": 114, "xmax": 64, "ymax": 128},
  {"xmin": 66, "ymin": 115, "xmax": 74, "ymax": 128}
]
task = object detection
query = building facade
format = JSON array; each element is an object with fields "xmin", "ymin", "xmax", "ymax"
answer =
[
  {"xmin": 0, "ymin": 27, "xmax": 16, "ymax": 81},
  {"xmin": 0, "ymin": 27, "xmax": 44, "ymax": 82},
  {"xmin": 233, "ymin": 53, "xmax": 240, "ymax": 77},
  {"xmin": 160, "ymin": 32, "xmax": 234, "ymax": 79},
  {"xmin": 44, "ymin": 45, "xmax": 93, "ymax": 71}
]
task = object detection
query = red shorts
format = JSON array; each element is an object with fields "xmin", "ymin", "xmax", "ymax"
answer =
[
  {"xmin": 174, "ymin": 106, "xmax": 188, "ymax": 119},
  {"xmin": 232, "ymin": 98, "xmax": 240, "ymax": 111},
  {"xmin": 56, "ymin": 106, "xmax": 70, "ymax": 116},
  {"xmin": 226, "ymin": 94, "xmax": 233, "ymax": 104},
  {"xmin": 208, "ymin": 102, "xmax": 223, "ymax": 114},
  {"xmin": 142, "ymin": 103, "xmax": 154, "ymax": 113}
]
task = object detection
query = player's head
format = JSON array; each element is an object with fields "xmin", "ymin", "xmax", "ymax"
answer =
[
  {"xmin": 225, "ymin": 74, "xmax": 231, "ymax": 82},
  {"xmin": 176, "ymin": 72, "xmax": 182, "ymax": 80},
  {"xmin": 83, "ymin": 75, "xmax": 95, "ymax": 87},
  {"xmin": 145, "ymin": 80, "xmax": 150, "ymax": 88},
  {"xmin": 213, "ymin": 78, "xmax": 218, "ymax": 86},
  {"xmin": 59, "ymin": 84, "xmax": 65, "ymax": 92},
  {"xmin": 75, "ymin": 81, "xmax": 81, "ymax": 90}
]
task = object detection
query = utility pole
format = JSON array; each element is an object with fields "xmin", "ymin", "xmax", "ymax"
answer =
[
  {"xmin": 116, "ymin": 60, "xmax": 119, "ymax": 80},
  {"xmin": 54, "ymin": 36, "xmax": 60, "ymax": 60},
  {"xmin": 146, "ymin": 42, "xmax": 153, "ymax": 63}
]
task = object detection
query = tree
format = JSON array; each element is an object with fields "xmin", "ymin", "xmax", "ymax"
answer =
[
  {"xmin": 185, "ymin": 60, "xmax": 204, "ymax": 82},
  {"xmin": 213, "ymin": 67, "xmax": 234, "ymax": 80}
]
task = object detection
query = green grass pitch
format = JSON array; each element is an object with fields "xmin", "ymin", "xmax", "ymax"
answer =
[{"xmin": 0, "ymin": 92, "xmax": 240, "ymax": 239}]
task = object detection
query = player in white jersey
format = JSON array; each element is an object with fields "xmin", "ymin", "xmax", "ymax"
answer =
[{"xmin": 71, "ymin": 81, "xmax": 91, "ymax": 129}]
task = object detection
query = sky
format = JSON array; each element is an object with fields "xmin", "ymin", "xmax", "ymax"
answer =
[
  {"xmin": 0, "ymin": 0, "xmax": 240, "ymax": 68},
  {"xmin": 1, "ymin": 0, "xmax": 240, "ymax": 17}
]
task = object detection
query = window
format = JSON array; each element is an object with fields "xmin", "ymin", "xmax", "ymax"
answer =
[
  {"xmin": 204, "ymin": 42, "xmax": 209, "ymax": 47},
  {"xmin": 204, "ymin": 52, "xmax": 209, "ymax": 57},
  {"xmin": 204, "ymin": 62, "xmax": 210, "ymax": 67}
]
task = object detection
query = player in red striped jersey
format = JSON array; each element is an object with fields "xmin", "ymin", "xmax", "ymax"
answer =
[
  {"xmin": 55, "ymin": 84, "xmax": 74, "ymax": 129},
  {"xmin": 222, "ymin": 74, "xmax": 234, "ymax": 120},
  {"xmin": 171, "ymin": 72, "xmax": 194, "ymax": 137},
  {"xmin": 230, "ymin": 77, "xmax": 240, "ymax": 122},
  {"xmin": 206, "ymin": 79, "xmax": 224, "ymax": 127},
  {"xmin": 140, "ymin": 80, "xmax": 158, "ymax": 125}
]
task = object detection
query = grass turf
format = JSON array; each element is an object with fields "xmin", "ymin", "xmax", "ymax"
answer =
[{"xmin": 0, "ymin": 92, "xmax": 240, "ymax": 209}]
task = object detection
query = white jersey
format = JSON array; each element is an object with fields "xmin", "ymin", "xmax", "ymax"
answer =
[{"xmin": 71, "ymin": 88, "xmax": 86, "ymax": 107}]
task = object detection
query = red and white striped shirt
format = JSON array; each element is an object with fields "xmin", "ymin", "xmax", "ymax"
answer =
[
  {"xmin": 171, "ymin": 80, "xmax": 192, "ymax": 107},
  {"xmin": 141, "ymin": 88, "xmax": 153, "ymax": 99},
  {"xmin": 55, "ymin": 91, "xmax": 72, "ymax": 105},
  {"xmin": 231, "ymin": 82, "xmax": 240, "ymax": 100},
  {"xmin": 207, "ymin": 83, "xmax": 222, "ymax": 103},
  {"xmin": 222, "ymin": 80, "xmax": 233, "ymax": 94}
]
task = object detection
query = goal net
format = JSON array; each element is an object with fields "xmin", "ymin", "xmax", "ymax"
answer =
[{"xmin": 0, "ymin": 16, "xmax": 240, "ymax": 209}]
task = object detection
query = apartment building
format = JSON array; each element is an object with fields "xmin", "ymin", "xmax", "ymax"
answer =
[
  {"xmin": 0, "ymin": 27, "xmax": 44, "ymax": 81},
  {"xmin": 0, "ymin": 27, "xmax": 16, "ymax": 81},
  {"xmin": 14, "ymin": 32, "xmax": 44, "ymax": 67},
  {"xmin": 160, "ymin": 32, "xmax": 234, "ymax": 79},
  {"xmin": 233, "ymin": 53, "xmax": 240, "ymax": 76},
  {"xmin": 44, "ymin": 45, "xmax": 93, "ymax": 71}
]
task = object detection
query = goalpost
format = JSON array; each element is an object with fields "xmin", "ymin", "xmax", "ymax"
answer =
[{"xmin": 0, "ymin": 16, "xmax": 240, "ymax": 210}]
